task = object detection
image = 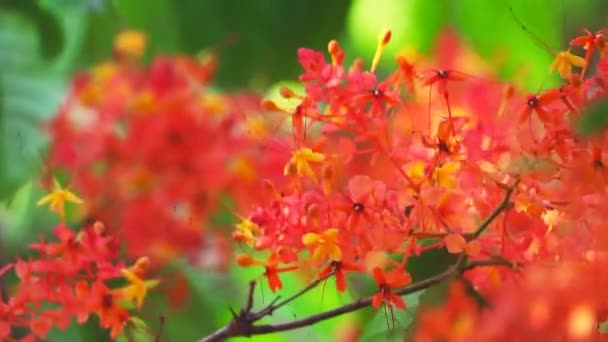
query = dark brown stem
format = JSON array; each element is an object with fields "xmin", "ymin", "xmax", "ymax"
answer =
[{"xmin": 198, "ymin": 259, "xmax": 514, "ymax": 342}]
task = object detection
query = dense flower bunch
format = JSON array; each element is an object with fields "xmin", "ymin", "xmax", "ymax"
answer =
[
  {"xmin": 233, "ymin": 27, "xmax": 608, "ymax": 340},
  {"xmin": 45, "ymin": 32, "xmax": 281, "ymax": 266},
  {"xmin": 1, "ymin": 182, "xmax": 156, "ymax": 340}
]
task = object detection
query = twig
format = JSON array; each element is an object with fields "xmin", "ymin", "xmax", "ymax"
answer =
[
  {"xmin": 155, "ymin": 316, "xmax": 166, "ymax": 342},
  {"xmin": 469, "ymin": 179, "xmax": 519, "ymax": 240},
  {"xmin": 244, "ymin": 281, "xmax": 256, "ymax": 313},
  {"xmin": 464, "ymin": 256, "xmax": 520, "ymax": 271},
  {"xmin": 253, "ymin": 271, "xmax": 333, "ymax": 319},
  {"xmin": 198, "ymin": 258, "xmax": 514, "ymax": 342}
]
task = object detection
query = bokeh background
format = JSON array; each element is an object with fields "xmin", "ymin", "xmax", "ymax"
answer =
[{"xmin": 0, "ymin": 0, "xmax": 606, "ymax": 341}]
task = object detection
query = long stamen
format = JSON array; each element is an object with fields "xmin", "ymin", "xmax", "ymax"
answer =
[{"xmin": 371, "ymin": 29, "xmax": 392, "ymax": 73}]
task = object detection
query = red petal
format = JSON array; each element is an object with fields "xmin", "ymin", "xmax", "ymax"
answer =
[
  {"xmin": 371, "ymin": 293, "xmax": 383, "ymax": 308},
  {"xmin": 445, "ymin": 234, "xmax": 466, "ymax": 254},
  {"xmin": 389, "ymin": 293, "xmax": 406, "ymax": 310}
]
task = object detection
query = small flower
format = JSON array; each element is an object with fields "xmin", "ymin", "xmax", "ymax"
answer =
[
  {"xmin": 114, "ymin": 257, "xmax": 158, "ymax": 309},
  {"xmin": 233, "ymin": 216, "xmax": 260, "ymax": 247},
  {"xmin": 37, "ymin": 179, "xmax": 83, "ymax": 222},
  {"xmin": 283, "ymin": 148, "xmax": 325, "ymax": 183},
  {"xmin": 549, "ymin": 50, "xmax": 586, "ymax": 79},
  {"xmin": 302, "ymin": 228, "xmax": 342, "ymax": 262}
]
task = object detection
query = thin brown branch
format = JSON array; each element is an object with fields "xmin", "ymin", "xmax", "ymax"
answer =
[
  {"xmin": 469, "ymin": 179, "xmax": 519, "ymax": 240},
  {"xmin": 464, "ymin": 256, "xmax": 521, "ymax": 271},
  {"xmin": 253, "ymin": 271, "xmax": 333, "ymax": 319},
  {"xmin": 244, "ymin": 281, "xmax": 256, "ymax": 313},
  {"xmin": 198, "ymin": 258, "xmax": 514, "ymax": 342}
]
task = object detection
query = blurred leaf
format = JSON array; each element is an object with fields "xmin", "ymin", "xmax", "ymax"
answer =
[
  {"xmin": 144, "ymin": 259, "xmax": 240, "ymax": 341},
  {"xmin": 0, "ymin": 0, "xmax": 64, "ymax": 59},
  {"xmin": 451, "ymin": 0, "xmax": 562, "ymax": 90},
  {"xmin": 406, "ymin": 246, "xmax": 458, "ymax": 282},
  {"xmin": 417, "ymin": 277, "xmax": 452, "ymax": 307},
  {"xmin": 47, "ymin": 315, "xmax": 110, "ymax": 342},
  {"xmin": 359, "ymin": 291, "xmax": 422, "ymax": 341},
  {"xmin": 0, "ymin": 12, "xmax": 65, "ymax": 200},
  {"xmin": 116, "ymin": 317, "xmax": 155, "ymax": 342},
  {"xmin": 347, "ymin": 0, "xmax": 448, "ymax": 60},
  {"xmin": 577, "ymin": 99, "xmax": 608, "ymax": 134}
]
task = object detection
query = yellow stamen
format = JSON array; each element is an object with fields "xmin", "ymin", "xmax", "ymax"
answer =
[{"xmin": 371, "ymin": 29, "xmax": 392, "ymax": 73}]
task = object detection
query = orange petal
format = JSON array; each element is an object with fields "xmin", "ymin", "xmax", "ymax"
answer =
[{"xmin": 445, "ymin": 234, "xmax": 466, "ymax": 254}]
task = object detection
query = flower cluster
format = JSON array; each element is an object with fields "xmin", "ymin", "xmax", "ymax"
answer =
[
  {"xmin": 1, "ymin": 184, "xmax": 156, "ymax": 340},
  {"xmin": 45, "ymin": 32, "xmax": 281, "ymax": 266},
  {"xmin": 233, "ymin": 27, "xmax": 608, "ymax": 339}
]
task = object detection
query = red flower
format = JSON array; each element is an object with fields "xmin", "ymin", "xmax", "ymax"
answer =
[{"xmin": 371, "ymin": 267, "xmax": 412, "ymax": 310}]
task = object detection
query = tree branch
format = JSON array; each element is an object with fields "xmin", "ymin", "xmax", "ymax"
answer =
[
  {"xmin": 199, "ymin": 180, "xmax": 521, "ymax": 341},
  {"xmin": 198, "ymin": 258, "xmax": 515, "ymax": 342}
]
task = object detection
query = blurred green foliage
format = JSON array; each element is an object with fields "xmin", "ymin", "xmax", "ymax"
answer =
[{"xmin": 1, "ymin": 0, "xmax": 607, "ymax": 341}]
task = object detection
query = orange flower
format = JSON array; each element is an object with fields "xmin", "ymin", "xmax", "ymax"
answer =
[
  {"xmin": 37, "ymin": 179, "xmax": 83, "ymax": 222},
  {"xmin": 549, "ymin": 50, "xmax": 586, "ymax": 79},
  {"xmin": 236, "ymin": 254, "xmax": 298, "ymax": 293},
  {"xmin": 283, "ymin": 148, "xmax": 325, "ymax": 183},
  {"xmin": 113, "ymin": 257, "xmax": 158, "ymax": 309},
  {"xmin": 444, "ymin": 234, "xmax": 481, "ymax": 257},
  {"xmin": 302, "ymin": 228, "xmax": 342, "ymax": 262}
]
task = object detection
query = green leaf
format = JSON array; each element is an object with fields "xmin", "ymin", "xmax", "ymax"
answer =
[
  {"xmin": 406, "ymin": 246, "xmax": 458, "ymax": 282},
  {"xmin": 0, "ymin": 12, "xmax": 65, "ymax": 200},
  {"xmin": 0, "ymin": 0, "xmax": 64, "ymax": 59},
  {"xmin": 359, "ymin": 291, "xmax": 423, "ymax": 341},
  {"xmin": 116, "ymin": 317, "xmax": 155, "ymax": 342}
]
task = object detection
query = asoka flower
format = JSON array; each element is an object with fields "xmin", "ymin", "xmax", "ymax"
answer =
[
  {"xmin": 37, "ymin": 179, "xmax": 83, "ymax": 222},
  {"xmin": 283, "ymin": 148, "xmax": 325, "ymax": 183},
  {"xmin": 549, "ymin": 50, "xmax": 586, "ymax": 79},
  {"xmin": 232, "ymin": 216, "xmax": 260, "ymax": 247},
  {"xmin": 371, "ymin": 267, "xmax": 412, "ymax": 310},
  {"xmin": 113, "ymin": 257, "xmax": 158, "ymax": 309},
  {"xmin": 302, "ymin": 228, "xmax": 342, "ymax": 262},
  {"xmin": 235, "ymin": 254, "xmax": 298, "ymax": 293}
]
